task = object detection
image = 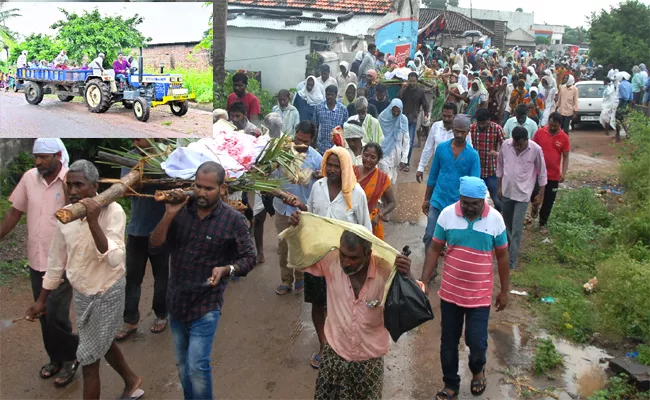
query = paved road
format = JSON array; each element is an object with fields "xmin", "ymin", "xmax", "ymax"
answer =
[{"xmin": 0, "ymin": 91, "xmax": 211, "ymax": 138}]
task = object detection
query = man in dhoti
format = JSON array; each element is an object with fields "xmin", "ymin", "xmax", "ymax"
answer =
[
  {"xmin": 599, "ymin": 77, "xmax": 618, "ymax": 136},
  {"xmin": 26, "ymin": 160, "xmax": 143, "ymax": 400}
]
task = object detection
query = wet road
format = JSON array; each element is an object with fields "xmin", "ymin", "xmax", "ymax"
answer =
[
  {"xmin": 0, "ymin": 143, "xmax": 613, "ymax": 399},
  {"xmin": 0, "ymin": 91, "xmax": 211, "ymax": 138}
]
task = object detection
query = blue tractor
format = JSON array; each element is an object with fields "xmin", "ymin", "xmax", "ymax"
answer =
[{"xmin": 15, "ymin": 49, "xmax": 195, "ymax": 122}]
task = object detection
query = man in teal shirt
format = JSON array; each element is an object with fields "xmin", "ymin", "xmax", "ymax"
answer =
[
  {"xmin": 503, "ymin": 104, "xmax": 539, "ymax": 139},
  {"xmin": 422, "ymin": 114, "xmax": 481, "ymax": 258}
]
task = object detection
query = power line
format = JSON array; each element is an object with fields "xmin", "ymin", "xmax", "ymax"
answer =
[{"xmin": 225, "ymin": 48, "xmax": 308, "ymax": 62}]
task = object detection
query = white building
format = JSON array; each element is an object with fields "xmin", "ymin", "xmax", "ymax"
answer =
[
  {"xmin": 531, "ymin": 24, "xmax": 565, "ymax": 45},
  {"xmin": 225, "ymin": 0, "xmax": 397, "ymax": 95},
  {"xmin": 447, "ymin": 6, "xmax": 535, "ymax": 32}
]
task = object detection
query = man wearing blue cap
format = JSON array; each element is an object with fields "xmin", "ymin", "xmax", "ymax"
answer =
[
  {"xmin": 421, "ymin": 176, "xmax": 510, "ymax": 400},
  {"xmin": 422, "ymin": 114, "xmax": 481, "ymax": 279}
]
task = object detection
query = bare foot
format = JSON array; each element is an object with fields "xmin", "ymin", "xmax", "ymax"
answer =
[
  {"xmin": 257, "ymin": 254, "xmax": 265, "ymax": 264},
  {"xmin": 121, "ymin": 375, "xmax": 143, "ymax": 399}
]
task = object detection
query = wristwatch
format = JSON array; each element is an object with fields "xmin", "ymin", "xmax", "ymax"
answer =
[{"xmin": 228, "ymin": 265, "xmax": 236, "ymax": 277}]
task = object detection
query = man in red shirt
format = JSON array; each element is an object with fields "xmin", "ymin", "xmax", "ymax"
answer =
[
  {"xmin": 530, "ymin": 112, "xmax": 570, "ymax": 235},
  {"xmin": 226, "ymin": 72, "xmax": 261, "ymax": 123}
]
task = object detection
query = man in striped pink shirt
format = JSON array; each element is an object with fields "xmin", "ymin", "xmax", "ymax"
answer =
[{"xmin": 420, "ymin": 176, "xmax": 510, "ymax": 400}]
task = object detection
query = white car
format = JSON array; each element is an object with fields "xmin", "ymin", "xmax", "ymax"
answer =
[{"xmin": 574, "ymin": 80, "xmax": 604, "ymax": 127}]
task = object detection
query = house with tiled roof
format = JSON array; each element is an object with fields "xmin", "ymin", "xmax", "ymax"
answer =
[
  {"xmin": 418, "ymin": 8, "xmax": 494, "ymax": 48},
  {"xmin": 225, "ymin": 0, "xmax": 419, "ymax": 95}
]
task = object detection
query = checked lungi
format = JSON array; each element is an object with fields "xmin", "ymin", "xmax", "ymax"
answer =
[
  {"xmin": 315, "ymin": 345, "xmax": 384, "ymax": 400},
  {"xmin": 73, "ymin": 277, "xmax": 126, "ymax": 366}
]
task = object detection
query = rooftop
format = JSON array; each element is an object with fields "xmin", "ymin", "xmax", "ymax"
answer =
[
  {"xmin": 227, "ymin": 6, "xmax": 383, "ymax": 36},
  {"xmin": 419, "ymin": 8, "xmax": 494, "ymax": 36},
  {"xmin": 228, "ymin": 0, "xmax": 393, "ymax": 15}
]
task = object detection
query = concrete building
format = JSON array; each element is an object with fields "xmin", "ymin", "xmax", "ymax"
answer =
[
  {"xmin": 447, "ymin": 6, "xmax": 534, "ymax": 32},
  {"xmin": 505, "ymin": 28, "xmax": 536, "ymax": 50},
  {"xmin": 226, "ymin": 0, "xmax": 403, "ymax": 95},
  {"xmin": 531, "ymin": 24, "xmax": 565, "ymax": 45},
  {"xmin": 138, "ymin": 42, "xmax": 211, "ymax": 72}
]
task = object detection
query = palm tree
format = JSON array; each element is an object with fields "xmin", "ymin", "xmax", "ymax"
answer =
[
  {"xmin": 0, "ymin": 3, "xmax": 21, "ymax": 53},
  {"xmin": 214, "ymin": 0, "xmax": 227, "ymax": 85}
]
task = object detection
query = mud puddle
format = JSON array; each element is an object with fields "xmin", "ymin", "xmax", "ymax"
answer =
[{"xmin": 490, "ymin": 322, "xmax": 611, "ymax": 399}]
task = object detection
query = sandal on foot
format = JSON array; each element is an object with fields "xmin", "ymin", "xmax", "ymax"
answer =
[
  {"xmin": 54, "ymin": 361, "xmax": 79, "ymax": 388},
  {"xmin": 115, "ymin": 326, "xmax": 138, "ymax": 341},
  {"xmin": 470, "ymin": 371, "xmax": 487, "ymax": 396},
  {"xmin": 40, "ymin": 363, "xmax": 61, "ymax": 379},
  {"xmin": 294, "ymin": 280, "xmax": 305, "ymax": 294},
  {"xmin": 310, "ymin": 353, "xmax": 322, "ymax": 369},
  {"xmin": 435, "ymin": 388, "xmax": 458, "ymax": 400},
  {"xmin": 125, "ymin": 388, "xmax": 145, "ymax": 400},
  {"xmin": 276, "ymin": 284, "xmax": 291, "ymax": 295},
  {"xmin": 150, "ymin": 318, "xmax": 168, "ymax": 334}
]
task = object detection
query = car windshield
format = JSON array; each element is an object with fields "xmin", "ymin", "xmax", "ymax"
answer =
[{"xmin": 578, "ymin": 84, "xmax": 604, "ymax": 98}]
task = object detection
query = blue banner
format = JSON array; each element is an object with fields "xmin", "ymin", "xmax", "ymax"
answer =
[{"xmin": 376, "ymin": 19, "xmax": 418, "ymax": 66}]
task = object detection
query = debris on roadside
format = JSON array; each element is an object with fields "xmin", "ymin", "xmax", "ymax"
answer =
[
  {"xmin": 510, "ymin": 290, "xmax": 529, "ymax": 296},
  {"xmin": 583, "ymin": 277, "xmax": 598, "ymax": 294}
]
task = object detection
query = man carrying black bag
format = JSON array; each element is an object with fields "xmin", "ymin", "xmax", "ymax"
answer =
[
  {"xmin": 286, "ymin": 220, "xmax": 412, "ymax": 400},
  {"xmin": 421, "ymin": 176, "xmax": 511, "ymax": 400}
]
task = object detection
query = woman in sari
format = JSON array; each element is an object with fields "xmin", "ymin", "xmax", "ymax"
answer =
[
  {"xmin": 466, "ymin": 78, "xmax": 488, "ymax": 122},
  {"xmin": 293, "ymin": 76, "xmax": 324, "ymax": 121},
  {"xmin": 445, "ymin": 73, "xmax": 466, "ymax": 113},
  {"xmin": 353, "ymin": 143, "xmax": 397, "ymax": 239},
  {"xmin": 430, "ymin": 78, "xmax": 447, "ymax": 123}
]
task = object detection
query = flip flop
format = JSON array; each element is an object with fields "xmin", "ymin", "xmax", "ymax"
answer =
[
  {"xmin": 470, "ymin": 370, "xmax": 487, "ymax": 396},
  {"xmin": 54, "ymin": 361, "xmax": 79, "ymax": 388},
  {"xmin": 115, "ymin": 326, "xmax": 138, "ymax": 341},
  {"xmin": 294, "ymin": 281, "xmax": 305, "ymax": 294},
  {"xmin": 435, "ymin": 388, "xmax": 458, "ymax": 400},
  {"xmin": 276, "ymin": 284, "xmax": 291, "ymax": 295},
  {"xmin": 126, "ymin": 388, "xmax": 145, "ymax": 400},
  {"xmin": 150, "ymin": 318, "xmax": 167, "ymax": 334},
  {"xmin": 40, "ymin": 363, "xmax": 61, "ymax": 379},
  {"xmin": 310, "ymin": 353, "xmax": 322, "ymax": 369}
]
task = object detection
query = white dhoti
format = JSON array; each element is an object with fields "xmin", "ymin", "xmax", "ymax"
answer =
[
  {"xmin": 378, "ymin": 150, "xmax": 400, "ymax": 184},
  {"xmin": 599, "ymin": 106, "xmax": 617, "ymax": 130}
]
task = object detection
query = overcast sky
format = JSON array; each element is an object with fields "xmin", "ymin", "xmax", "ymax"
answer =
[
  {"xmin": 4, "ymin": 2, "xmax": 211, "ymax": 44},
  {"xmin": 454, "ymin": 0, "xmax": 650, "ymax": 27}
]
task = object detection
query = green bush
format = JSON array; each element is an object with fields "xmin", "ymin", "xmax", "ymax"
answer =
[
  {"xmin": 533, "ymin": 338, "xmax": 564, "ymax": 375},
  {"xmin": 214, "ymin": 71, "xmax": 275, "ymax": 117},
  {"xmin": 589, "ymin": 374, "xmax": 650, "ymax": 400},
  {"xmin": 638, "ymin": 344, "xmax": 650, "ymax": 366},
  {"xmin": 1, "ymin": 152, "xmax": 33, "ymax": 197},
  {"xmin": 596, "ymin": 252, "xmax": 650, "ymax": 342},
  {"xmin": 547, "ymin": 188, "xmax": 613, "ymax": 268}
]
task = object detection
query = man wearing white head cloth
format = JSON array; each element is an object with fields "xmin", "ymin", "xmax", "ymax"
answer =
[
  {"xmin": 421, "ymin": 176, "xmax": 510, "ymax": 400},
  {"xmin": 0, "ymin": 138, "xmax": 80, "ymax": 387},
  {"xmin": 17, "ymin": 50, "xmax": 28, "ymax": 68}
]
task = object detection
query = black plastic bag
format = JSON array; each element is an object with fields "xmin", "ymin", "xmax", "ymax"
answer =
[{"xmin": 383, "ymin": 247, "xmax": 434, "ymax": 342}]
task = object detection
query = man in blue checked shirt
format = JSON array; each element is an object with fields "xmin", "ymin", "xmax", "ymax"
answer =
[
  {"xmin": 313, "ymin": 84, "xmax": 348, "ymax": 153},
  {"xmin": 273, "ymin": 121, "xmax": 323, "ymax": 295}
]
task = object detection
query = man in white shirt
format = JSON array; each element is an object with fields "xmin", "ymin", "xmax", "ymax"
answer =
[
  {"xmin": 17, "ymin": 51, "xmax": 28, "ymax": 68},
  {"xmin": 459, "ymin": 68, "xmax": 470, "ymax": 92},
  {"xmin": 318, "ymin": 64, "xmax": 338, "ymax": 92},
  {"xmin": 89, "ymin": 53, "xmax": 105, "ymax": 74},
  {"xmin": 607, "ymin": 64, "xmax": 616, "ymax": 80},
  {"xmin": 416, "ymin": 103, "xmax": 472, "ymax": 183},
  {"xmin": 287, "ymin": 146, "xmax": 371, "ymax": 370}
]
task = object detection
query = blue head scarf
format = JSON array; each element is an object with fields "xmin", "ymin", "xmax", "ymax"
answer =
[
  {"xmin": 379, "ymin": 99, "xmax": 408, "ymax": 156},
  {"xmin": 459, "ymin": 176, "xmax": 487, "ymax": 199}
]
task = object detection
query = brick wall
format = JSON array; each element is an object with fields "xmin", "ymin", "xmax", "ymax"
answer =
[{"xmin": 135, "ymin": 42, "xmax": 211, "ymax": 72}]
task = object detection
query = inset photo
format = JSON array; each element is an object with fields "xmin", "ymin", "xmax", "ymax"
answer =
[{"xmin": 0, "ymin": 2, "xmax": 213, "ymax": 137}]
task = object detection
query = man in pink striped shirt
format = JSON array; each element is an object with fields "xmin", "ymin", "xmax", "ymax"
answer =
[{"xmin": 420, "ymin": 176, "xmax": 510, "ymax": 400}]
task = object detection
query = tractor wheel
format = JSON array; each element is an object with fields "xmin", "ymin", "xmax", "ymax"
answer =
[
  {"xmin": 170, "ymin": 100, "xmax": 189, "ymax": 117},
  {"xmin": 133, "ymin": 97, "xmax": 150, "ymax": 122},
  {"xmin": 13, "ymin": 83, "xmax": 20, "ymax": 93},
  {"xmin": 122, "ymin": 100, "xmax": 134, "ymax": 109},
  {"xmin": 57, "ymin": 94, "xmax": 74, "ymax": 102},
  {"xmin": 24, "ymin": 82, "xmax": 44, "ymax": 105},
  {"xmin": 84, "ymin": 79, "xmax": 112, "ymax": 113}
]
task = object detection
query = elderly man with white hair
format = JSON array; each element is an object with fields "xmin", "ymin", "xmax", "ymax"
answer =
[
  {"xmin": 0, "ymin": 139, "xmax": 80, "ymax": 388},
  {"xmin": 263, "ymin": 112, "xmax": 284, "ymax": 138},
  {"xmin": 89, "ymin": 53, "xmax": 105, "ymax": 74}
]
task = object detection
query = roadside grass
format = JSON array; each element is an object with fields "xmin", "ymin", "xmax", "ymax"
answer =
[
  {"xmin": 147, "ymin": 67, "xmax": 212, "ymax": 104},
  {"xmin": 0, "ymin": 260, "xmax": 29, "ymax": 286},
  {"xmin": 588, "ymin": 374, "xmax": 650, "ymax": 400}
]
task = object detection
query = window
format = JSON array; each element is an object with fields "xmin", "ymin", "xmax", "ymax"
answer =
[
  {"xmin": 554, "ymin": 40, "xmax": 560, "ymax": 44},
  {"xmin": 578, "ymin": 84, "xmax": 604, "ymax": 98}
]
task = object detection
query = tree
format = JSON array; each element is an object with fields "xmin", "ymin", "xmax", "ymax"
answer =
[
  {"xmin": 50, "ymin": 8, "xmax": 151, "ymax": 66},
  {"xmin": 214, "ymin": 0, "xmax": 226, "ymax": 85},
  {"xmin": 563, "ymin": 26, "xmax": 588, "ymax": 45},
  {"xmin": 8, "ymin": 34, "xmax": 64, "ymax": 65},
  {"xmin": 0, "ymin": 4, "xmax": 21, "ymax": 51},
  {"xmin": 192, "ymin": 2, "xmax": 213, "ymax": 63},
  {"xmin": 515, "ymin": 7, "xmax": 523, "ymax": 12},
  {"xmin": 422, "ymin": 0, "xmax": 458, "ymax": 9},
  {"xmin": 588, "ymin": 0, "xmax": 650, "ymax": 71},
  {"xmin": 535, "ymin": 36, "xmax": 551, "ymax": 45}
]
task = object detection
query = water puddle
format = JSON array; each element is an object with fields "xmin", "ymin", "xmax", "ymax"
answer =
[{"xmin": 490, "ymin": 323, "xmax": 611, "ymax": 399}]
